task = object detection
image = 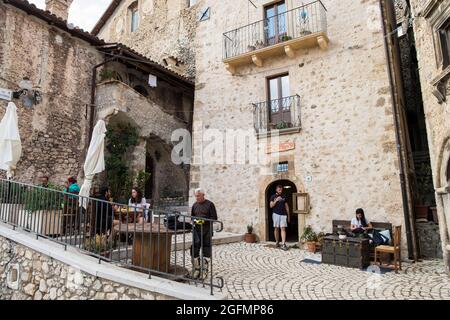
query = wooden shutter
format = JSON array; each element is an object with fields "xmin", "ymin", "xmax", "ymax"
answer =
[{"xmin": 292, "ymin": 193, "xmax": 310, "ymax": 214}]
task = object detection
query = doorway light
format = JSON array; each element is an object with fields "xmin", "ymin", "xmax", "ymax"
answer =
[{"xmin": 284, "ymin": 186, "xmax": 292, "ymax": 189}]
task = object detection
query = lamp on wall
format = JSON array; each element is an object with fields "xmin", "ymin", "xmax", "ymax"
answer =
[{"xmin": 12, "ymin": 77, "xmax": 42, "ymax": 108}]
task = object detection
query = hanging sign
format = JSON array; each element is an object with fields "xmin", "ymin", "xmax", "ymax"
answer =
[{"xmin": 0, "ymin": 88, "xmax": 13, "ymax": 101}]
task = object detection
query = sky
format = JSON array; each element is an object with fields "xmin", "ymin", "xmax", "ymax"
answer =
[{"xmin": 28, "ymin": 0, "xmax": 112, "ymax": 32}]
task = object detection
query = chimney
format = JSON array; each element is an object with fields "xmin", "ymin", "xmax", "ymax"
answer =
[{"xmin": 45, "ymin": 0, "xmax": 73, "ymax": 21}]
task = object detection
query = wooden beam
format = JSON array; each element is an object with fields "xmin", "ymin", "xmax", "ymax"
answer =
[
  {"xmin": 284, "ymin": 45, "xmax": 295, "ymax": 58},
  {"xmin": 225, "ymin": 63, "xmax": 236, "ymax": 75},
  {"xmin": 317, "ymin": 36, "xmax": 329, "ymax": 50},
  {"xmin": 251, "ymin": 54, "xmax": 263, "ymax": 67}
]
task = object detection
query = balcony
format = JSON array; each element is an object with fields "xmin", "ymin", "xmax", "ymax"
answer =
[
  {"xmin": 253, "ymin": 95, "xmax": 301, "ymax": 135},
  {"xmin": 223, "ymin": 1, "xmax": 329, "ymax": 74}
]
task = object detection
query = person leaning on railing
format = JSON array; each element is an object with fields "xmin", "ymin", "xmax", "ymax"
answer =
[{"xmin": 191, "ymin": 188, "xmax": 218, "ymax": 280}]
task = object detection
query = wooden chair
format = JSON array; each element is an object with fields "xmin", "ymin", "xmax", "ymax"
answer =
[{"xmin": 374, "ymin": 225, "xmax": 402, "ymax": 272}]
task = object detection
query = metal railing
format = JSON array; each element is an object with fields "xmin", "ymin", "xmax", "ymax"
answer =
[
  {"xmin": 223, "ymin": 1, "xmax": 327, "ymax": 59},
  {"xmin": 0, "ymin": 179, "xmax": 224, "ymax": 295},
  {"xmin": 253, "ymin": 95, "xmax": 301, "ymax": 133}
]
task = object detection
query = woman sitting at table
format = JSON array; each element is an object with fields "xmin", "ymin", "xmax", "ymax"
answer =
[
  {"xmin": 351, "ymin": 208, "xmax": 373, "ymax": 234},
  {"xmin": 128, "ymin": 188, "xmax": 147, "ymax": 224}
]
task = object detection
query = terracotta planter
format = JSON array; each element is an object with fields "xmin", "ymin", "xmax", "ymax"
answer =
[
  {"xmin": 415, "ymin": 205, "xmax": 429, "ymax": 221},
  {"xmin": 306, "ymin": 241, "xmax": 317, "ymax": 253},
  {"xmin": 244, "ymin": 233, "xmax": 257, "ymax": 243}
]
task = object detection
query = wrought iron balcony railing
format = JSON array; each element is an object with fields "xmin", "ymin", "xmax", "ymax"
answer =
[
  {"xmin": 253, "ymin": 95, "xmax": 301, "ymax": 134},
  {"xmin": 223, "ymin": 1, "xmax": 327, "ymax": 61}
]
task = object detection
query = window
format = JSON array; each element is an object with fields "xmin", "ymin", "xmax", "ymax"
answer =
[
  {"xmin": 268, "ymin": 74, "xmax": 291, "ymax": 127},
  {"xmin": 264, "ymin": 1, "xmax": 287, "ymax": 46},
  {"xmin": 276, "ymin": 161, "xmax": 289, "ymax": 173},
  {"xmin": 439, "ymin": 21, "xmax": 450, "ymax": 68},
  {"xmin": 129, "ymin": 2, "xmax": 139, "ymax": 33}
]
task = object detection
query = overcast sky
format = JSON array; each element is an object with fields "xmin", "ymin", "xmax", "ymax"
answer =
[{"xmin": 28, "ymin": 0, "xmax": 112, "ymax": 32}]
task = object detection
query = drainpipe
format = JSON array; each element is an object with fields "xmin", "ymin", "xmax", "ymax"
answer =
[{"xmin": 378, "ymin": 0, "xmax": 418, "ymax": 261}]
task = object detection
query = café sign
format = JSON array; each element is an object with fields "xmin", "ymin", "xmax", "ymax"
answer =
[{"xmin": 266, "ymin": 141, "xmax": 295, "ymax": 154}]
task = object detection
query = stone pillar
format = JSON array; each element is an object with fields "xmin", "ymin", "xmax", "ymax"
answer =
[{"xmin": 45, "ymin": 0, "xmax": 73, "ymax": 21}]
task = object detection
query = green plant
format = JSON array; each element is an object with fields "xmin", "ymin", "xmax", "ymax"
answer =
[
  {"xmin": 105, "ymin": 123, "xmax": 139, "ymax": 201},
  {"xmin": 247, "ymin": 223, "xmax": 254, "ymax": 234},
  {"xmin": 135, "ymin": 170, "xmax": 151, "ymax": 195},
  {"xmin": 317, "ymin": 232, "xmax": 326, "ymax": 244},
  {"xmin": 84, "ymin": 234, "xmax": 110, "ymax": 253},
  {"xmin": 281, "ymin": 35, "xmax": 292, "ymax": 41},
  {"xmin": 99, "ymin": 69, "xmax": 116, "ymax": 81},
  {"xmin": 301, "ymin": 225, "xmax": 317, "ymax": 242},
  {"xmin": 24, "ymin": 185, "xmax": 64, "ymax": 212},
  {"xmin": 276, "ymin": 121, "xmax": 289, "ymax": 130}
]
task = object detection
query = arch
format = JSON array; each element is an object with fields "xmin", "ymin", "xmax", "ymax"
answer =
[{"xmin": 265, "ymin": 179, "xmax": 298, "ymax": 242}]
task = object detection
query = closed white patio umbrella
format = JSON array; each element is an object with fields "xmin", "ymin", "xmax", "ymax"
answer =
[
  {"xmin": 79, "ymin": 120, "xmax": 107, "ymax": 209},
  {"xmin": 0, "ymin": 102, "xmax": 22, "ymax": 179}
]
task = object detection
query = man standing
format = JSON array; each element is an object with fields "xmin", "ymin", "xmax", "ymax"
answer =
[
  {"xmin": 270, "ymin": 185, "xmax": 290, "ymax": 251},
  {"xmin": 191, "ymin": 188, "xmax": 217, "ymax": 280}
]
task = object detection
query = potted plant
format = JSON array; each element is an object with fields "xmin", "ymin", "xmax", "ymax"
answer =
[
  {"xmin": 84, "ymin": 234, "xmax": 111, "ymax": 258},
  {"xmin": 281, "ymin": 35, "xmax": 292, "ymax": 42},
  {"xmin": 255, "ymin": 40, "xmax": 265, "ymax": 50},
  {"xmin": 301, "ymin": 225, "xmax": 318, "ymax": 253},
  {"xmin": 244, "ymin": 223, "xmax": 257, "ymax": 243},
  {"xmin": 316, "ymin": 232, "xmax": 326, "ymax": 251},
  {"xmin": 24, "ymin": 185, "xmax": 64, "ymax": 236},
  {"xmin": 275, "ymin": 121, "xmax": 290, "ymax": 130}
]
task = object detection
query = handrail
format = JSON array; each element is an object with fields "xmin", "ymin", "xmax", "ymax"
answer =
[
  {"xmin": 0, "ymin": 178, "xmax": 224, "ymax": 295},
  {"xmin": 223, "ymin": 1, "xmax": 327, "ymax": 35}
]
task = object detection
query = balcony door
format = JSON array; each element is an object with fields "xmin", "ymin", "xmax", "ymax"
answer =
[
  {"xmin": 268, "ymin": 74, "xmax": 291, "ymax": 127},
  {"xmin": 265, "ymin": 1, "xmax": 287, "ymax": 46}
]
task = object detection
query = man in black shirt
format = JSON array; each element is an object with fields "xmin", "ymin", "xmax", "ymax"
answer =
[
  {"xmin": 94, "ymin": 187, "xmax": 114, "ymax": 236},
  {"xmin": 270, "ymin": 185, "xmax": 290, "ymax": 251},
  {"xmin": 191, "ymin": 188, "xmax": 217, "ymax": 279}
]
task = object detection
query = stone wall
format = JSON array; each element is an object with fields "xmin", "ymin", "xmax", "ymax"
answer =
[
  {"xmin": 416, "ymin": 221, "xmax": 443, "ymax": 259},
  {"xmin": 96, "ymin": 0, "xmax": 199, "ymax": 79},
  {"xmin": 187, "ymin": 0, "xmax": 408, "ymax": 250},
  {"xmin": 0, "ymin": 235, "xmax": 173, "ymax": 300},
  {"xmin": 409, "ymin": 0, "xmax": 450, "ymax": 269},
  {"xmin": 0, "ymin": 2, "xmax": 103, "ymax": 186}
]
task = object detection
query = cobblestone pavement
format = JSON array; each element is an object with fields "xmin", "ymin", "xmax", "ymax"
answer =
[{"xmin": 208, "ymin": 243, "xmax": 450, "ymax": 300}]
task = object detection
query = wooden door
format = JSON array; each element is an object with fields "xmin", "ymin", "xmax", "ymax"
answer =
[
  {"xmin": 268, "ymin": 74, "xmax": 291, "ymax": 127},
  {"xmin": 265, "ymin": 1, "xmax": 287, "ymax": 46}
]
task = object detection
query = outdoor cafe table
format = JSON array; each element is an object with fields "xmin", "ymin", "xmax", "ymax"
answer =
[
  {"xmin": 114, "ymin": 207, "xmax": 142, "ymax": 224},
  {"xmin": 114, "ymin": 223, "xmax": 189, "ymax": 272}
]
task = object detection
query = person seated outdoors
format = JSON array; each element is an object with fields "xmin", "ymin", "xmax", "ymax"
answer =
[
  {"xmin": 350, "ymin": 208, "xmax": 373, "ymax": 234},
  {"xmin": 128, "ymin": 187, "xmax": 148, "ymax": 224},
  {"xmin": 94, "ymin": 187, "xmax": 119, "ymax": 236},
  {"xmin": 66, "ymin": 177, "xmax": 80, "ymax": 199}
]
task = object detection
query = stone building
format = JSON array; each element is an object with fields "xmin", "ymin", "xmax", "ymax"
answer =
[
  {"xmin": 0, "ymin": 0, "xmax": 194, "ymax": 202},
  {"xmin": 405, "ymin": 0, "xmax": 450, "ymax": 269},
  {"xmin": 94, "ymin": 0, "xmax": 437, "ymax": 263}
]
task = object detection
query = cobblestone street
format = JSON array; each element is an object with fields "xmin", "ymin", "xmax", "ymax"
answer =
[{"xmin": 210, "ymin": 243, "xmax": 450, "ymax": 300}]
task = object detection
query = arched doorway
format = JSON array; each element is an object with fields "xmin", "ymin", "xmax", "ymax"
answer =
[{"xmin": 266, "ymin": 180, "xmax": 298, "ymax": 242}]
